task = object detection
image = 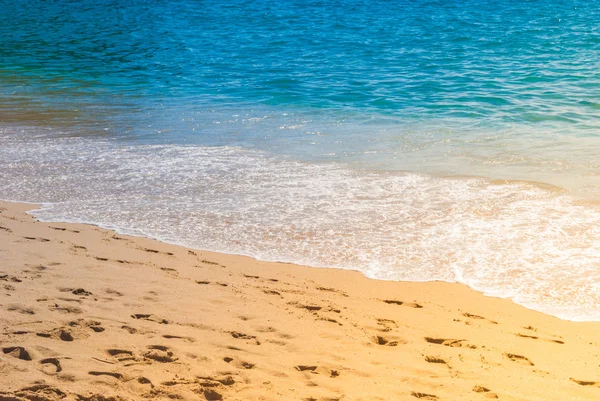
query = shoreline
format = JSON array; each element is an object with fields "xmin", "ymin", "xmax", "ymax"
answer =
[
  {"xmin": 18, "ymin": 200, "xmax": 586, "ymax": 325},
  {"xmin": 2, "ymin": 199, "xmax": 600, "ymax": 400},
  {"xmin": 6, "ymin": 192, "xmax": 598, "ymax": 324}
]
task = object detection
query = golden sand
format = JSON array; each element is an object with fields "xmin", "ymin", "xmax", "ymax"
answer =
[{"xmin": 1, "ymin": 200, "xmax": 600, "ymax": 400}]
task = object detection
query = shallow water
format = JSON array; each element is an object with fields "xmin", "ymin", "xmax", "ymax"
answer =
[{"xmin": 3, "ymin": 0, "xmax": 600, "ymax": 320}]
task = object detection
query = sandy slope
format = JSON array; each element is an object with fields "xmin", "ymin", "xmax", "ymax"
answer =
[{"xmin": 1, "ymin": 200, "xmax": 600, "ymax": 401}]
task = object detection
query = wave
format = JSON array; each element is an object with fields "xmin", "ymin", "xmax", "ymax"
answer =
[{"xmin": 2, "ymin": 130, "xmax": 600, "ymax": 321}]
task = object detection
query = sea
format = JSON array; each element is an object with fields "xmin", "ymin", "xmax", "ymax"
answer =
[{"xmin": 2, "ymin": 0, "xmax": 600, "ymax": 321}]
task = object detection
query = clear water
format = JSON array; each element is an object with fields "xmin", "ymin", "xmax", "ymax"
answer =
[{"xmin": 3, "ymin": 0, "xmax": 600, "ymax": 320}]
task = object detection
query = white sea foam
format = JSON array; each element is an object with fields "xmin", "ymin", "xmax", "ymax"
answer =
[{"xmin": 2, "ymin": 129, "xmax": 600, "ymax": 321}]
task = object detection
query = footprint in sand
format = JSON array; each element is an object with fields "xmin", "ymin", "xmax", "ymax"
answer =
[
  {"xmin": 37, "ymin": 319, "xmax": 104, "ymax": 341},
  {"xmin": 316, "ymin": 286, "xmax": 348, "ymax": 296},
  {"xmin": 3, "ymin": 346, "xmax": 32, "ymax": 361},
  {"xmin": 316, "ymin": 315, "xmax": 341, "ymax": 325},
  {"xmin": 295, "ymin": 365, "xmax": 318, "ymax": 372},
  {"xmin": 425, "ymin": 337, "xmax": 476, "ymax": 349},
  {"xmin": 302, "ymin": 398, "xmax": 340, "ymax": 401},
  {"xmin": 290, "ymin": 302, "xmax": 322, "ymax": 312},
  {"xmin": 131, "ymin": 313, "xmax": 168, "ymax": 324},
  {"xmin": 160, "ymin": 267, "xmax": 178, "ymax": 278},
  {"xmin": 22, "ymin": 236, "xmax": 50, "ymax": 242},
  {"xmin": 376, "ymin": 318, "xmax": 397, "ymax": 332},
  {"xmin": 0, "ymin": 384, "xmax": 66, "ymax": 401},
  {"xmin": 200, "ymin": 258, "xmax": 222, "ymax": 266},
  {"xmin": 570, "ymin": 378, "xmax": 600, "ymax": 387},
  {"xmin": 121, "ymin": 325, "xmax": 138, "ymax": 334},
  {"xmin": 40, "ymin": 358, "xmax": 62, "ymax": 374},
  {"xmin": 0, "ymin": 274, "xmax": 22, "ymax": 283},
  {"xmin": 198, "ymin": 375, "xmax": 236, "ymax": 386},
  {"xmin": 88, "ymin": 371, "xmax": 124, "ymax": 380},
  {"xmin": 57, "ymin": 330, "xmax": 76, "ymax": 342},
  {"xmin": 295, "ymin": 365, "xmax": 340, "ymax": 378},
  {"xmin": 49, "ymin": 304, "xmax": 83, "ymax": 314},
  {"xmin": 230, "ymin": 331, "xmax": 256, "ymax": 340},
  {"xmin": 372, "ymin": 335, "xmax": 399, "ymax": 347},
  {"xmin": 203, "ymin": 389, "xmax": 223, "ymax": 401},
  {"xmin": 424, "ymin": 356, "xmax": 447, "ymax": 365},
  {"xmin": 105, "ymin": 288, "xmax": 124, "ymax": 297},
  {"xmin": 462, "ymin": 312, "xmax": 498, "ymax": 324},
  {"xmin": 49, "ymin": 226, "xmax": 79, "ymax": 233},
  {"xmin": 141, "ymin": 247, "xmax": 173, "ymax": 256},
  {"xmin": 223, "ymin": 356, "xmax": 255, "ymax": 369},
  {"xmin": 515, "ymin": 332, "xmax": 564, "ymax": 344},
  {"xmin": 383, "ymin": 299, "xmax": 423, "ymax": 308},
  {"xmin": 411, "ymin": 391, "xmax": 438, "ymax": 399},
  {"xmin": 516, "ymin": 333, "xmax": 538, "ymax": 340},
  {"xmin": 106, "ymin": 346, "xmax": 175, "ymax": 365},
  {"xmin": 144, "ymin": 345, "xmax": 178, "ymax": 363},
  {"xmin": 473, "ymin": 385, "xmax": 498, "ymax": 398},
  {"xmin": 505, "ymin": 353, "xmax": 534, "ymax": 366},
  {"xmin": 7, "ymin": 304, "xmax": 35, "ymax": 315},
  {"xmin": 160, "ymin": 377, "xmax": 196, "ymax": 386},
  {"xmin": 77, "ymin": 394, "xmax": 123, "ymax": 401},
  {"xmin": 107, "ymin": 349, "xmax": 136, "ymax": 363},
  {"xmin": 72, "ymin": 288, "xmax": 93, "ymax": 296},
  {"xmin": 56, "ymin": 296, "xmax": 83, "ymax": 304},
  {"xmin": 163, "ymin": 334, "xmax": 196, "ymax": 342}
]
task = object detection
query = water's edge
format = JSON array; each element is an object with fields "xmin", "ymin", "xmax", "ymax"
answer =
[{"xmin": 0, "ymin": 196, "xmax": 590, "ymax": 324}]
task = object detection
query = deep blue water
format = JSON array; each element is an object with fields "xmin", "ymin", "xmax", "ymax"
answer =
[
  {"xmin": 4, "ymin": 1, "xmax": 600, "ymax": 131},
  {"xmin": 4, "ymin": 0, "xmax": 600, "ymax": 320}
]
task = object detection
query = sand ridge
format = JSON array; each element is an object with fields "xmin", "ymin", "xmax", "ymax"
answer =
[{"xmin": 1, "ymin": 200, "xmax": 600, "ymax": 400}]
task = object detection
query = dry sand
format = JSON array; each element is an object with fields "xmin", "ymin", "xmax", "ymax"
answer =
[{"xmin": 1, "ymin": 200, "xmax": 600, "ymax": 400}]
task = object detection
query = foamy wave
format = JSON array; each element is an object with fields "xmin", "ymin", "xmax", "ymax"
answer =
[{"xmin": 2, "ymin": 131, "xmax": 600, "ymax": 321}]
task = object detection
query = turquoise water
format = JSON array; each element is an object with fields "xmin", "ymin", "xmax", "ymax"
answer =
[{"xmin": 3, "ymin": 0, "xmax": 600, "ymax": 320}]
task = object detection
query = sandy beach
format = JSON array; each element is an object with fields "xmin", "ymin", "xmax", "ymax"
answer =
[{"xmin": 1, "ymin": 199, "xmax": 600, "ymax": 401}]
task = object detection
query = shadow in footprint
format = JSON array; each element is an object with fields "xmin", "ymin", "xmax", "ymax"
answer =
[
  {"xmin": 107, "ymin": 349, "xmax": 135, "ymax": 362},
  {"xmin": 223, "ymin": 356, "xmax": 254, "ymax": 369},
  {"xmin": 571, "ymin": 378, "xmax": 600, "ymax": 387},
  {"xmin": 505, "ymin": 353, "xmax": 534, "ymax": 366},
  {"xmin": 49, "ymin": 304, "xmax": 82, "ymax": 314},
  {"xmin": 198, "ymin": 375, "xmax": 235, "ymax": 387},
  {"xmin": 295, "ymin": 365, "xmax": 318, "ymax": 372},
  {"xmin": 40, "ymin": 358, "xmax": 62, "ymax": 373},
  {"xmin": 384, "ymin": 300, "xmax": 423, "ymax": 308},
  {"xmin": 204, "ymin": 389, "xmax": 223, "ymax": 400},
  {"xmin": 425, "ymin": 337, "xmax": 474, "ymax": 348},
  {"xmin": 7, "ymin": 305, "xmax": 35, "ymax": 315},
  {"xmin": 3, "ymin": 346, "xmax": 32, "ymax": 361},
  {"xmin": 231, "ymin": 331, "xmax": 256, "ymax": 340},
  {"xmin": 472, "ymin": 385, "xmax": 498, "ymax": 398},
  {"xmin": 163, "ymin": 334, "xmax": 195, "ymax": 342},
  {"xmin": 425, "ymin": 356, "xmax": 446, "ymax": 364},
  {"xmin": 411, "ymin": 392, "xmax": 438, "ymax": 399},
  {"xmin": 131, "ymin": 314, "xmax": 168, "ymax": 324},
  {"xmin": 88, "ymin": 371, "xmax": 123, "ymax": 379},
  {"xmin": 372, "ymin": 336, "xmax": 398, "ymax": 346},
  {"xmin": 463, "ymin": 312, "xmax": 497, "ymax": 324}
]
